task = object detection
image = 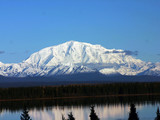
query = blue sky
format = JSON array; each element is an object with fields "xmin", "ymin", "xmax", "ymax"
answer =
[{"xmin": 0, "ymin": 0, "xmax": 160, "ymax": 63}]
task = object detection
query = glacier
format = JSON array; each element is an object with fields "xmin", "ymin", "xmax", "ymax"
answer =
[{"xmin": 0, "ymin": 41, "xmax": 160, "ymax": 77}]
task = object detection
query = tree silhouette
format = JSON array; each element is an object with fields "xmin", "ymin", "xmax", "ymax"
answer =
[
  {"xmin": 155, "ymin": 107, "xmax": 160, "ymax": 120},
  {"xmin": 89, "ymin": 106, "xmax": 99, "ymax": 120},
  {"xmin": 67, "ymin": 112, "xmax": 75, "ymax": 120},
  {"xmin": 62, "ymin": 114, "xmax": 66, "ymax": 120},
  {"xmin": 128, "ymin": 104, "xmax": 139, "ymax": 120},
  {"xmin": 20, "ymin": 107, "xmax": 32, "ymax": 120}
]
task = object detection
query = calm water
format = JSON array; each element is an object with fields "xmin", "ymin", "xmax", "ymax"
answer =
[{"xmin": 0, "ymin": 96, "xmax": 160, "ymax": 120}]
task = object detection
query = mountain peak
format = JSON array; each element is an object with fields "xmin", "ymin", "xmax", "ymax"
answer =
[
  {"xmin": 24, "ymin": 41, "xmax": 109, "ymax": 66},
  {"xmin": 65, "ymin": 40, "xmax": 79, "ymax": 44},
  {"xmin": 0, "ymin": 41, "xmax": 159, "ymax": 77},
  {"xmin": 61, "ymin": 40, "xmax": 104, "ymax": 49},
  {"xmin": 24, "ymin": 41, "xmax": 145, "ymax": 70}
]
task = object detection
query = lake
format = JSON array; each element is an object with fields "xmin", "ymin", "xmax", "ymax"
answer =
[{"xmin": 0, "ymin": 95, "xmax": 160, "ymax": 120}]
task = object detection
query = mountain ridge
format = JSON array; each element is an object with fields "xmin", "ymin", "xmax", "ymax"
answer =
[{"xmin": 0, "ymin": 41, "xmax": 159, "ymax": 77}]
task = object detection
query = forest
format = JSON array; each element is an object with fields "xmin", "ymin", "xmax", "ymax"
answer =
[
  {"xmin": 1, "ymin": 82, "xmax": 160, "ymax": 100},
  {"xmin": 1, "ymin": 83, "xmax": 160, "ymax": 120}
]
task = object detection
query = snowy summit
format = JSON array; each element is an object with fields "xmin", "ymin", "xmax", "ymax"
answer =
[{"xmin": 0, "ymin": 41, "xmax": 160, "ymax": 77}]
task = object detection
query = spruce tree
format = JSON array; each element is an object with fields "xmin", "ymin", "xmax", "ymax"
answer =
[
  {"xmin": 67, "ymin": 112, "xmax": 75, "ymax": 120},
  {"xmin": 155, "ymin": 107, "xmax": 160, "ymax": 120},
  {"xmin": 128, "ymin": 104, "xmax": 139, "ymax": 120},
  {"xmin": 20, "ymin": 107, "xmax": 32, "ymax": 120},
  {"xmin": 62, "ymin": 114, "xmax": 66, "ymax": 120},
  {"xmin": 89, "ymin": 106, "xmax": 99, "ymax": 120}
]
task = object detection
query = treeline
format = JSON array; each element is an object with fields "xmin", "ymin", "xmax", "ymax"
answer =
[{"xmin": 1, "ymin": 82, "xmax": 160, "ymax": 100}]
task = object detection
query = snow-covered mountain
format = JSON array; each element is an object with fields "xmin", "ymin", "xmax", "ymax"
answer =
[{"xmin": 0, "ymin": 41, "xmax": 159, "ymax": 77}]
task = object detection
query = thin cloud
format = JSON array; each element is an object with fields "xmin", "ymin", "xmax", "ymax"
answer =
[
  {"xmin": 104, "ymin": 50, "xmax": 122, "ymax": 54},
  {"xmin": 112, "ymin": 50, "xmax": 122, "ymax": 53},
  {"xmin": 124, "ymin": 50, "xmax": 138, "ymax": 56},
  {"xmin": 105, "ymin": 50, "xmax": 138, "ymax": 56},
  {"xmin": 0, "ymin": 51, "xmax": 5, "ymax": 54}
]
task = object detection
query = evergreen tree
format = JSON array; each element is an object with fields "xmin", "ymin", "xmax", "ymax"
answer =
[
  {"xmin": 155, "ymin": 107, "xmax": 160, "ymax": 120},
  {"xmin": 20, "ymin": 107, "xmax": 32, "ymax": 120},
  {"xmin": 89, "ymin": 106, "xmax": 99, "ymax": 120},
  {"xmin": 67, "ymin": 112, "xmax": 75, "ymax": 120},
  {"xmin": 128, "ymin": 104, "xmax": 139, "ymax": 120},
  {"xmin": 62, "ymin": 114, "xmax": 66, "ymax": 120}
]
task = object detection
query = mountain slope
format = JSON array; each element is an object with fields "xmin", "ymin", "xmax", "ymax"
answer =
[{"xmin": 0, "ymin": 41, "xmax": 159, "ymax": 77}]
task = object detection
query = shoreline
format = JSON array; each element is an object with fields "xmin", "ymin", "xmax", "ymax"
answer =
[{"xmin": 1, "ymin": 93, "xmax": 160, "ymax": 102}]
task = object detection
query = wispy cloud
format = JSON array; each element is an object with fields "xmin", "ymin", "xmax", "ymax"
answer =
[
  {"xmin": 105, "ymin": 50, "xmax": 138, "ymax": 56},
  {"xmin": 124, "ymin": 50, "xmax": 138, "ymax": 56},
  {"xmin": 0, "ymin": 51, "xmax": 5, "ymax": 54},
  {"xmin": 105, "ymin": 50, "xmax": 122, "ymax": 54}
]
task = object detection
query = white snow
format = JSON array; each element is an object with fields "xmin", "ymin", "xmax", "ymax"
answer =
[{"xmin": 0, "ymin": 41, "xmax": 159, "ymax": 77}]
